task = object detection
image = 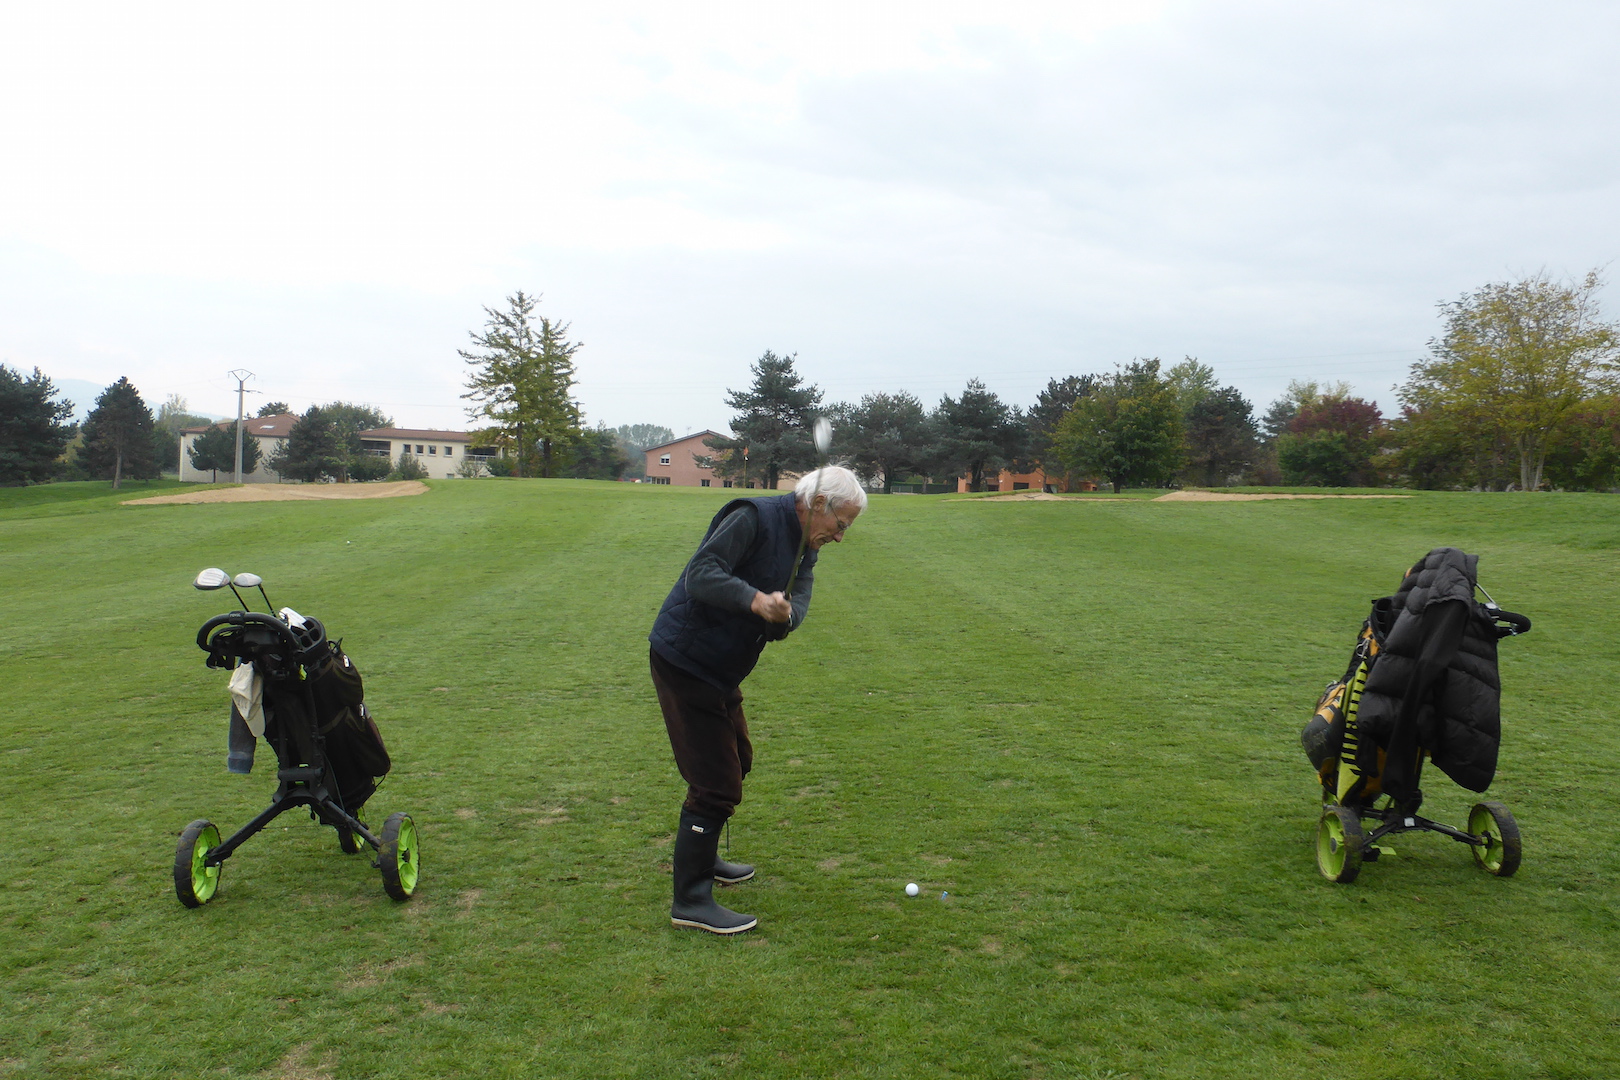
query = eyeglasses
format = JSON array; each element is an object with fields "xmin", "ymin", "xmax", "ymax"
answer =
[{"xmin": 811, "ymin": 499, "xmax": 853, "ymax": 537}]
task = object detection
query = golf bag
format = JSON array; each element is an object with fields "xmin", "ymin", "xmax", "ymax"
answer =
[
  {"xmin": 217, "ymin": 616, "xmax": 392, "ymax": 813},
  {"xmin": 176, "ymin": 602, "xmax": 417, "ymax": 908},
  {"xmin": 1302, "ymin": 547, "xmax": 1531, "ymax": 883},
  {"xmin": 283, "ymin": 629, "xmax": 391, "ymax": 812}
]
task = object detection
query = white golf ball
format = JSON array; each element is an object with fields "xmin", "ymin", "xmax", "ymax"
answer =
[{"xmin": 905, "ymin": 882, "xmax": 920, "ymax": 896}]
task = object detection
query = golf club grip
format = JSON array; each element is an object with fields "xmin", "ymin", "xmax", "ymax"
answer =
[{"xmin": 784, "ymin": 536, "xmax": 808, "ymax": 598}]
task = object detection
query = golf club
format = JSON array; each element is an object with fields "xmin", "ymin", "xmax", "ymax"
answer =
[
  {"xmin": 194, "ymin": 566, "xmax": 252, "ymax": 610},
  {"xmin": 784, "ymin": 416, "xmax": 833, "ymax": 599},
  {"xmin": 233, "ymin": 572, "xmax": 274, "ymax": 612}
]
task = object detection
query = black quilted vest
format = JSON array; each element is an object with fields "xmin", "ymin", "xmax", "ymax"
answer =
[{"xmin": 649, "ymin": 494, "xmax": 808, "ymax": 689}]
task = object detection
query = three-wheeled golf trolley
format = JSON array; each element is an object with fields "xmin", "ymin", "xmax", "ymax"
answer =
[
  {"xmin": 174, "ymin": 568, "xmax": 419, "ymax": 907},
  {"xmin": 1302, "ymin": 547, "xmax": 1531, "ymax": 884}
]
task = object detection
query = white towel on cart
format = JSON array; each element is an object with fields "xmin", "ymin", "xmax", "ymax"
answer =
[{"xmin": 228, "ymin": 663, "xmax": 265, "ymax": 737}]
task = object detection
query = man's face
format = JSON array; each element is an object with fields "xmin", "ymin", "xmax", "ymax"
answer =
[{"xmin": 807, "ymin": 497, "xmax": 860, "ymax": 550}]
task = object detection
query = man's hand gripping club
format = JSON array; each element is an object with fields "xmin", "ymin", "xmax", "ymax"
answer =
[{"xmin": 751, "ymin": 590, "xmax": 792, "ymax": 624}]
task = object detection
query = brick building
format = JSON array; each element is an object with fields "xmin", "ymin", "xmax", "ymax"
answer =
[
  {"xmin": 642, "ymin": 431, "xmax": 762, "ymax": 488},
  {"xmin": 956, "ymin": 468, "xmax": 1096, "ymax": 493}
]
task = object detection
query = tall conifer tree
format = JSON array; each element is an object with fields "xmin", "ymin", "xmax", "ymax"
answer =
[
  {"xmin": 0, "ymin": 365, "xmax": 75, "ymax": 486},
  {"xmin": 706, "ymin": 350, "xmax": 822, "ymax": 490},
  {"xmin": 461, "ymin": 292, "xmax": 583, "ymax": 478},
  {"xmin": 80, "ymin": 377, "xmax": 159, "ymax": 488}
]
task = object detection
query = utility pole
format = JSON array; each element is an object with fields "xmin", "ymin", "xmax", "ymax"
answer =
[{"xmin": 228, "ymin": 369, "xmax": 254, "ymax": 483}]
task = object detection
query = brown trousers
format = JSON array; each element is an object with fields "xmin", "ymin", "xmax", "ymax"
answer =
[{"xmin": 649, "ymin": 647, "xmax": 753, "ymax": 821}]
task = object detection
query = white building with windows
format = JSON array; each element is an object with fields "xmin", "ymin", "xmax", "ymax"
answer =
[
  {"xmin": 178, "ymin": 417, "xmax": 488, "ymax": 483},
  {"xmin": 357, "ymin": 427, "xmax": 486, "ymax": 478}
]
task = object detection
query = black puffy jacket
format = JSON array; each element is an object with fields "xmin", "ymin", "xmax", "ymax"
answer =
[{"xmin": 1355, "ymin": 547, "xmax": 1502, "ymax": 802}]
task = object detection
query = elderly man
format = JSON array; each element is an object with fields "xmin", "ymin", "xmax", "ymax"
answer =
[{"xmin": 648, "ymin": 466, "xmax": 867, "ymax": 934}]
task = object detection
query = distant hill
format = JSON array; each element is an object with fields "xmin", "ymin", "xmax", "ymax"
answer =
[{"xmin": 46, "ymin": 377, "xmax": 226, "ymax": 425}]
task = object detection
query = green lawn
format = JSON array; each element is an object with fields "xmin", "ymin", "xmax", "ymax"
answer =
[{"xmin": 1, "ymin": 479, "xmax": 1616, "ymax": 1079}]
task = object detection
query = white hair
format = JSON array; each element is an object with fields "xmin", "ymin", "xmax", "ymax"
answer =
[{"xmin": 794, "ymin": 465, "xmax": 868, "ymax": 513}]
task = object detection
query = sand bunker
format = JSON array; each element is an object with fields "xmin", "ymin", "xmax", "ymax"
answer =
[
  {"xmin": 125, "ymin": 481, "xmax": 429, "ymax": 505},
  {"xmin": 1153, "ymin": 491, "xmax": 1411, "ymax": 502}
]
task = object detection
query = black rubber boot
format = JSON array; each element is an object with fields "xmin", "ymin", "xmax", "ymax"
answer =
[
  {"xmin": 713, "ymin": 820, "xmax": 755, "ymax": 884},
  {"xmin": 713, "ymin": 856, "xmax": 755, "ymax": 885},
  {"xmin": 671, "ymin": 811, "xmax": 757, "ymax": 934}
]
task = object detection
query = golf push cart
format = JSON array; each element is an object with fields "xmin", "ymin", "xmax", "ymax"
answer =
[
  {"xmin": 1302, "ymin": 547, "xmax": 1531, "ymax": 884},
  {"xmin": 174, "ymin": 567, "xmax": 419, "ymax": 907}
]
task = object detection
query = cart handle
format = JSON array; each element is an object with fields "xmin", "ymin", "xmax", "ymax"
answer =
[
  {"xmin": 1485, "ymin": 607, "xmax": 1531, "ymax": 638},
  {"xmin": 196, "ymin": 611, "xmax": 300, "ymax": 655}
]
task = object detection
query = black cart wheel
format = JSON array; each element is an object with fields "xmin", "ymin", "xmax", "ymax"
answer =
[
  {"xmin": 1468, "ymin": 801, "xmax": 1521, "ymax": 877},
  {"xmin": 174, "ymin": 819, "xmax": 223, "ymax": 908},
  {"xmin": 1316, "ymin": 804, "xmax": 1365, "ymax": 884},
  {"xmin": 337, "ymin": 825, "xmax": 362, "ymax": 855},
  {"xmin": 378, "ymin": 812, "xmax": 419, "ymax": 900}
]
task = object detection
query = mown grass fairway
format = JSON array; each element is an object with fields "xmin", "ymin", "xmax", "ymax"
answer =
[{"xmin": 2, "ymin": 480, "xmax": 1617, "ymax": 1079}]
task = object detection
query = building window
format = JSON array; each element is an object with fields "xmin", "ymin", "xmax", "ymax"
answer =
[
  {"xmin": 700, "ymin": 479, "xmax": 710, "ymax": 487},
  {"xmin": 659, "ymin": 454, "xmax": 671, "ymax": 466},
  {"xmin": 416, "ymin": 444, "xmax": 424, "ymax": 454},
  {"xmin": 723, "ymin": 480, "xmax": 733, "ymax": 488},
  {"xmin": 428, "ymin": 445, "xmax": 437, "ymax": 455},
  {"xmin": 445, "ymin": 446, "xmax": 453, "ymax": 456},
  {"xmin": 1013, "ymin": 482, "xmax": 1029, "ymax": 490}
]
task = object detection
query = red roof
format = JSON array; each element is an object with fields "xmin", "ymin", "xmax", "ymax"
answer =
[
  {"xmin": 180, "ymin": 416, "xmax": 475, "ymax": 442},
  {"xmin": 182, "ymin": 413, "xmax": 299, "ymax": 438},
  {"xmin": 358, "ymin": 427, "xmax": 472, "ymax": 442},
  {"xmin": 643, "ymin": 430, "xmax": 725, "ymax": 454}
]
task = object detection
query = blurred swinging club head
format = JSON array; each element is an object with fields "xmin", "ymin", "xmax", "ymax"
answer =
[
  {"xmin": 785, "ymin": 417, "xmax": 835, "ymax": 598},
  {"xmin": 805, "ymin": 416, "xmax": 833, "ymax": 517}
]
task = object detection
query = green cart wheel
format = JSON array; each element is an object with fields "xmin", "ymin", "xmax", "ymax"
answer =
[
  {"xmin": 378, "ymin": 812, "xmax": 419, "ymax": 900},
  {"xmin": 1316, "ymin": 804, "xmax": 1364, "ymax": 884},
  {"xmin": 174, "ymin": 819, "xmax": 223, "ymax": 908},
  {"xmin": 1468, "ymin": 801, "xmax": 1521, "ymax": 877}
]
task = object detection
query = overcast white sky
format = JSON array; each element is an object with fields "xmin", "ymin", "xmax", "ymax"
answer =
[{"xmin": 2, "ymin": 1, "xmax": 1616, "ymax": 434}]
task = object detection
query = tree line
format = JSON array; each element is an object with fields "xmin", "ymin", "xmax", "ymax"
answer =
[
  {"xmin": 696, "ymin": 352, "xmax": 1243, "ymax": 494},
  {"xmin": 0, "ymin": 373, "xmax": 196, "ymax": 489},
  {"xmin": 0, "ymin": 372, "xmax": 427, "ymax": 488},
  {"xmin": 5, "ymin": 270, "xmax": 1615, "ymax": 491},
  {"xmin": 689, "ymin": 270, "xmax": 1620, "ymax": 493}
]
